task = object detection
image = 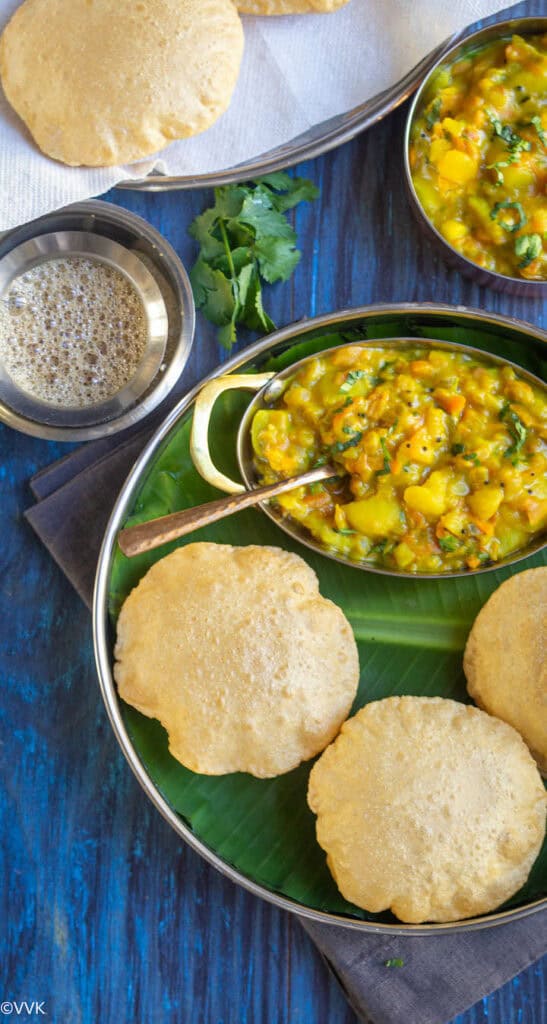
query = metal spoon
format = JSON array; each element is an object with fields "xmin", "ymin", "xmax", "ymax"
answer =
[{"xmin": 117, "ymin": 463, "xmax": 337, "ymax": 558}]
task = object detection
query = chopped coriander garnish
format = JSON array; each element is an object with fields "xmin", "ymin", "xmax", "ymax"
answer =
[
  {"xmin": 312, "ymin": 454, "xmax": 328, "ymax": 468},
  {"xmin": 189, "ymin": 174, "xmax": 318, "ymax": 347},
  {"xmin": 490, "ymin": 117, "xmax": 531, "ymax": 154},
  {"xmin": 330, "ymin": 431, "xmax": 363, "ymax": 454},
  {"xmin": 451, "ymin": 443, "xmax": 465, "ymax": 455},
  {"xmin": 370, "ymin": 539, "xmax": 396, "ymax": 556},
  {"xmin": 376, "ymin": 436, "xmax": 391, "ymax": 475},
  {"xmin": 490, "ymin": 201, "xmax": 527, "ymax": 233},
  {"xmin": 487, "ymin": 117, "xmax": 532, "ymax": 185},
  {"xmin": 335, "ymin": 528, "xmax": 356, "ymax": 536},
  {"xmin": 463, "ymin": 452, "xmax": 480, "ymax": 464},
  {"xmin": 308, "ymin": 482, "xmax": 325, "ymax": 495},
  {"xmin": 530, "ymin": 115, "xmax": 546, "ymax": 148},
  {"xmin": 500, "ymin": 403, "xmax": 528, "ymax": 460},
  {"xmin": 333, "ymin": 396, "xmax": 354, "ymax": 413},
  {"xmin": 425, "ymin": 97, "xmax": 442, "ymax": 130},
  {"xmin": 514, "ymin": 233, "xmax": 542, "ymax": 269},
  {"xmin": 439, "ymin": 535, "xmax": 459, "ymax": 552},
  {"xmin": 340, "ymin": 369, "xmax": 366, "ymax": 393},
  {"xmin": 477, "ymin": 551, "xmax": 491, "ymax": 563},
  {"xmin": 384, "ymin": 959, "xmax": 405, "ymax": 968}
]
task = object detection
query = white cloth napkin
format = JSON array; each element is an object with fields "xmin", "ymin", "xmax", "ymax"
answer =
[{"xmin": 0, "ymin": 0, "xmax": 513, "ymax": 230}]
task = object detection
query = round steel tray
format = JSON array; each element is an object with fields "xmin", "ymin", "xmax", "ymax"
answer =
[{"xmin": 94, "ymin": 303, "xmax": 547, "ymax": 935}]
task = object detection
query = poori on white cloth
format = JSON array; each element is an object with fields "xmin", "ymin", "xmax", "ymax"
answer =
[
  {"xmin": 307, "ymin": 696, "xmax": 547, "ymax": 923},
  {"xmin": 235, "ymin": 0, "xmax": 349, "ymax": 14},
  {"xmin": 114, "ymin": 543, "xmax": 359, "ymax": 778},
  {"xmin": 464, "ymin": 567, "xmax": 547, "ymax": 776},
  {"xmin": 0, "ymin": 0, "xmax": 244, "ymax": 166}
]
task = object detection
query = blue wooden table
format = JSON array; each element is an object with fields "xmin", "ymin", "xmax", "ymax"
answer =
[{"xmin": 1, "ymin": 92, "xmax": 546, "ymax": 1024}]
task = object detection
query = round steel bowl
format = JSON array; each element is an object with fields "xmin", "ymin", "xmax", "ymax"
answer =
[
  {"xmin": 235, "ymin": 337, "xmax": 546, "ymax": 580},
  {"xmin": 94, "ymin": 303, "xmax": 547, "ymax": 936},
  {"xmin": 404, "ymin": 17, "xmax": 547, "ymax": 296},
  {"xmin": 0, "ymin": 200, "xmax": 195, "ymax": 440}
]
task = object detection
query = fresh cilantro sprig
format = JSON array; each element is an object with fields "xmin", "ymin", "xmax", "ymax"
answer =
[{"xmin": 189, "ymin": 173, "xmax": 319, "ymax": 348}]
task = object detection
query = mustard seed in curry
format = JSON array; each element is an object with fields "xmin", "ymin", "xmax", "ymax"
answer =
[
  {"xmin": 409, "ymin": 33, "xmax": 547, "ymax": 281},
  {"xmin": 251, "ymin": 345, "xmax": 547, "ymax": 574}
]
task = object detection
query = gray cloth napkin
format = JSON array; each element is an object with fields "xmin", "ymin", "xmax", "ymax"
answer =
[{"xmin": 25, "ymin": 434, "xmax": 547, "ymax": 1024}]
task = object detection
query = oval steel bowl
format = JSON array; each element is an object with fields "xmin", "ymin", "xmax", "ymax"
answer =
[
  {"xmin": 230, "ymin": 337, "xmax": 546, "ymax": 580},
  {"xmin": 404, "ymin": 17, "xmax": 547, "ymax": 296},
  {"xmin": 94, "ymin": 304, "xmax": 547, "ymax": 936}
]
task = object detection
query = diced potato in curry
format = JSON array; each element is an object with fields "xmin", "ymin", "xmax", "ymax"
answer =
[
  {"xmin": 251, "ymin": 345, "xmax": 547, "ymax": 574},
  {"xmin": 409, "ymin": 33, "xmax": 547, "ymax": 281}
]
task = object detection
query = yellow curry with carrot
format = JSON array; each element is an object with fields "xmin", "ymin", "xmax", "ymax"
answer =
[
  {"xmin": 409, "ymin": 33, "xmax": 547, "ymax": 280},
  {"xmin": 251, "ymin": 345, "xmax": 547, "ymax": 574}
]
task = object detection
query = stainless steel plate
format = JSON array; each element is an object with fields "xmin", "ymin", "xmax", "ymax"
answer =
[{"xmin": 94, "ymin": 303, "xmax": 547, "ymax": 936}]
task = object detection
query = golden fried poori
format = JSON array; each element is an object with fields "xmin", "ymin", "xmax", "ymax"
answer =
[
  {"xmin": 464, "ymin": 567, "xmax": 547, "ymax": 775},
  {"xmin": 0, "ymin": 0, "xmax": 244, "ymax": 166},
  {"xmin": 114, "ymin": 543, "xmax": 359, "ymax": 777},
  {"xmin": 308, "ymin": 696, "xmax": 546, "ymax": 923}
]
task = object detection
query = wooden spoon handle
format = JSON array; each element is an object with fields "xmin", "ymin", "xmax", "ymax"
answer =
[{"xmin": 117, "ymin": 464, "xmax": 336, "ymax": 558}]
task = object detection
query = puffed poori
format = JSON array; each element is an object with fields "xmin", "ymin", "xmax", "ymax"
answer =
[
  {"xmin": 114, "ymin": 543, "xmax": 359, "ymax": 777},
  {"xmin": 464, "ymin": 567, "xmax": 547, "ymax": 776},
  {"xmin": 307, "ymin": 696, "xmax": 546, "ymax": 923},
  {"xmin": 0, "ymin": 0, "xmax": 244, "ymax": 166},
  {"xmin": 235, "ymin": 0, "xmax": 349, "ymax": 14}
]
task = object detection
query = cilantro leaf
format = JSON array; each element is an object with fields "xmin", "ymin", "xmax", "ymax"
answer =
[
  {"xmin": 490, "ymin": 117, "xmax": 531, "ymax": 153},
  {"xmin": 239, "ymin": 266, "xmax": 276, "ymax": 333},
  {"xmin": 238, "ymin": 189, "xmax": 295, "ymax": 241},
  {"xmin": 514, "ymin": 233, "xmax": 542, "ymax": 269},
  {"xmin": 500, "ymin": 403, "xmax": 528, "ymax": 460},
  {"xmin": 385, "ymin": 959, "xmax": 405, "ymax": 968},
  {"xmin": 188, "ymin": 176, "xmax": 318, "ymax": 347},
  {"xmin": 377, "ymin": 436, "xmax": 391, "ymax": 475},
  {"xmin": 330, "ymin": 431, "xmax": 363, "ymax": 454},
  {"xmin": 255, "ymin": 236, "xmax": 301, "ymax": 283},
  {"xmin": 425, "ymin": 97, "xmax": 442, "ymax": 130},
  {"xmin": 340, "ymin": 369, "xmax": 366, "ymax": 393},
  {"xmin": 530, "ymin": 116, "xmax": 546, "ymax": 148},
  {"xmin": 439, "ymin": 535, "xmax": 459, "ymax": 552},
  {"xmin": 262, "ymin": 175, "xmax": 320, "ymax": 212},
  {"xmin": 189, "ymin": 257, "xmax": 235, "ymax": 326}
]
